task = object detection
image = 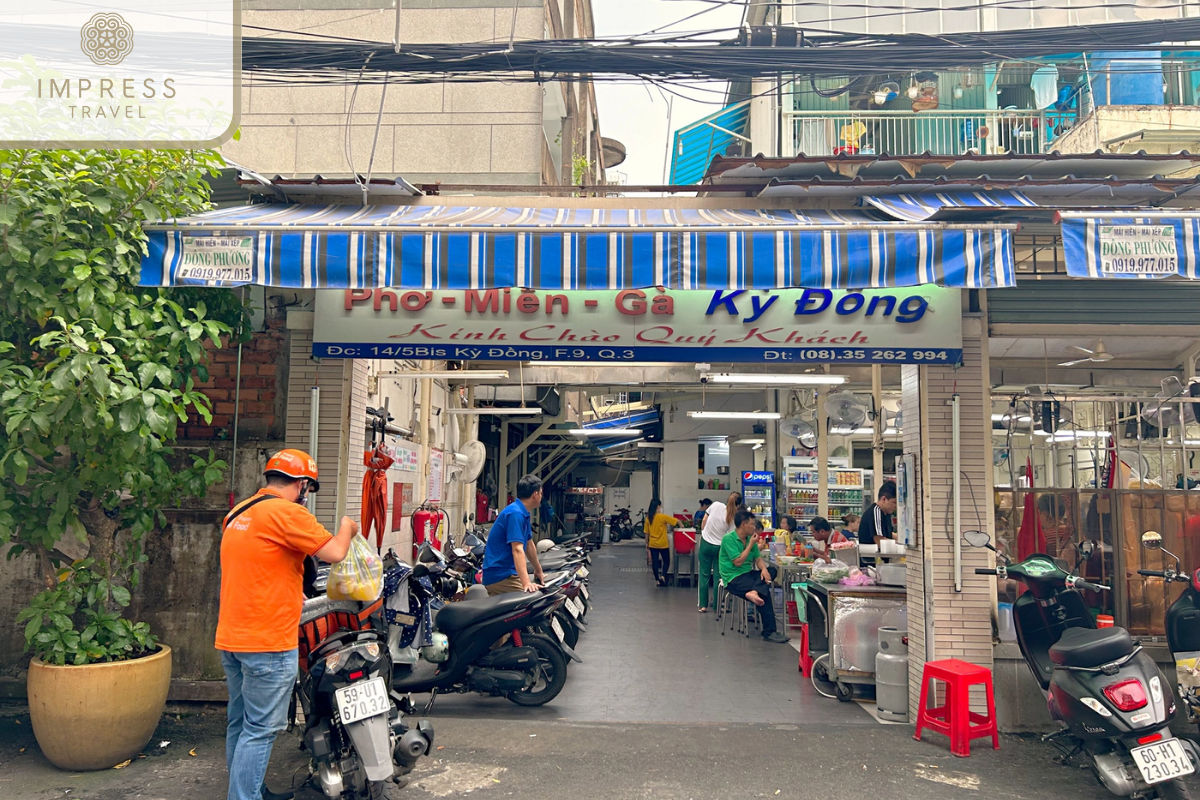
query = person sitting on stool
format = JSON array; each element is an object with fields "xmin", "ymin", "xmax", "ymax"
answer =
[{"xmin": 719, "ymin": 509, "xmax": 789, "ymax": 643}]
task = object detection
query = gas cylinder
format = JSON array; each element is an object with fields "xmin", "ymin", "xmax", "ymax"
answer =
[
  {"xmin": 875, "ymin": 627, "xmax": 910, "ymax": 722},
  {"xmin": 412, "ymin": 505, "xmax": 440, "ymax": 559}
]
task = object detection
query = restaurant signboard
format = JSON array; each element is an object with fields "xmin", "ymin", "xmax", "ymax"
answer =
[{"xmin": 314, "ymin": 286, "xmax": 963, "ymax": 365}]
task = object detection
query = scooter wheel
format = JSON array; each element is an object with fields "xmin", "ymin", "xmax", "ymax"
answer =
[
  {"xmin": 507, "ymin": 633, "xmax": 568, "ymax": 707},
  {"xmin": 1155, "ymin": 780, "xmax": 1194, "ymax": 800}
]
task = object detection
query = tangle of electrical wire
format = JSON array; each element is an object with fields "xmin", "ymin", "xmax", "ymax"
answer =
[{"xmin": 240, "ymin": 16, "xmax": 1200, "ymax": 86}]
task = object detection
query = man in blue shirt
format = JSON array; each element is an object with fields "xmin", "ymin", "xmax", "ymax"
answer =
[{"xmin": 482, "ymin": 474, "xmax": 546, "ymax": 595}]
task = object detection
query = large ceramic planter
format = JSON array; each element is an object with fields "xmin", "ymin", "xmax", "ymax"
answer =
[{"xmin": 27, "ymin": 645, "xmax": 172, "ymax": 771}]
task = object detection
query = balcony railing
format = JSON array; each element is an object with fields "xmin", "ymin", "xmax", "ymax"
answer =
[{"xmin": 784, "ymin": 109, "xmax": 1076, "ymax": 157}]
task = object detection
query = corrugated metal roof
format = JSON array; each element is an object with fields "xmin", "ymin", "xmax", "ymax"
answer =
[
  {"xmin": 669, "ymin": 102, "xmax": 751, "ymax": 186},
  {"xmin": 755, "ymin": 175, "xmax": 1200, "ymax": 208},
  {"xmin": 704, "ymin": 152, "xmax": 1200, "ymax": 185}
]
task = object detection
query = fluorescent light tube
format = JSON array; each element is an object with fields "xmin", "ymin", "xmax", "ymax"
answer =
[
  {"xmin": 708, "ymin": 374, "xmax": 847, "ymax": 386},
  {"xmin": 688, "ymin": 411, "xmax": 782, "ymax": 420},
  {"xmin": 384, "ymin": 370, "xmax": 509, "ymax": 380},
  {"xmin": 446, "ymin": 407, "xmax": 541, "ymax": 416}
]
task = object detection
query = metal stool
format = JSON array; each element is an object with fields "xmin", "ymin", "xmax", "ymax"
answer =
[{"xmin": 718, "ymin": 581, "xmax": 750, "ymax": 636}]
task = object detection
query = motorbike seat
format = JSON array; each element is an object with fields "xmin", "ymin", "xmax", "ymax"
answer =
[
  {"xmin": 435, "ymin": 592, "xmax": 534, "ymax": 633},
  {"xmin": 1048, "ymin": 627, "xmax": 1135, "ymax": 669}
]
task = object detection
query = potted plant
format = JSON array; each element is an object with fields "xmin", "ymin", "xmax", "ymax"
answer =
[{"xmin": 0, "ymin": 149, "xmax": 247, "ymax": 770}]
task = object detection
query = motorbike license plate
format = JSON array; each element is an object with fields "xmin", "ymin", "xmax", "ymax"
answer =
[
  {"xmin": 1131, "ymin": 738, "xmax": 1195, "ymax": 785},
  {"xmin": 578, "ymin": 567, "xmax": 589, "ymax": 578},
  {"xmin": 550, "ymin": 616, "xmax": 566, "ymax": 643},
  {"xmin": 565, "ymin": 598, "xmax": 580, "ymax": 618},
  {"xmin": 334, "ymin": 677, "xmax": 390, "ymax": 725},
  {"xmin": 580, "ymin": 584, "xmax": 590, "ymax": 601}
]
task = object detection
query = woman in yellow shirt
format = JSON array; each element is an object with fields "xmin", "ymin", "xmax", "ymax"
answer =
[{"xmin": 644, "ymin": 498, "xmax": 679, "ymax": 588}]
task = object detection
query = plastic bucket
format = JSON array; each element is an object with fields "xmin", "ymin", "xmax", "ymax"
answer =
[{"xmin": 1096, "ymin": 614, "xmax": 1115, "ymax": 628}]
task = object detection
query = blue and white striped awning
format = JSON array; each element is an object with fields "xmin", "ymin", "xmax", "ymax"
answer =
[
  {"xmin": 863, "ymin": 191, "xmax": 1038, "ymax": 222},
  {"xmin": 1060, "ymin": 212, "xmax": 1200, "ymax": 280},
  {"xmin": 141, "ymin": 203, "xmax": 1017, "ymax": 290}
]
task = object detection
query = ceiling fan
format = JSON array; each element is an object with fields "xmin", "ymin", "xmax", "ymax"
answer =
[{"xmin": 1058, "ymin": 340, "xmax": 1115, "ymax": 368}]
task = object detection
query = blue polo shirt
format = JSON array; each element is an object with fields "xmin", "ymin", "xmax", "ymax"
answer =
[{"xmin": 481, "ymin": 500, "xmax": 533, "ymax": 585}]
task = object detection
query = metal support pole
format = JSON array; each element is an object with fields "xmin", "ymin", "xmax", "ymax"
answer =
[
  {"xmin": 417, "ymin": 362, "xmax": 433, "ymax": 503},
  {"xmin": 817, "ymin": 388, "xmax": 829, "ymax": 519},
  {"xmin": 308, "ymin": 386, "xmax": 320, "ymax": 513},
  {"xmin": 952, "ymin": 393, "xmax": 962, "ymax": 593},
  {"xmin": 872, "ymin": 364, "xmax": 885, "ymax": 487},
  {"xmin": 499, "ymin": 420, "xmax": 510, "ymax": 506},
  {"xmin": 393, "ymin": 0, "xmax": 403, "ymax": 53}
]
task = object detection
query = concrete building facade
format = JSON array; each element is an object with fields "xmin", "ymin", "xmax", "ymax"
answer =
[{"xmin": 226, "ymin": 0, "xmax": 607, "ymax": 187}]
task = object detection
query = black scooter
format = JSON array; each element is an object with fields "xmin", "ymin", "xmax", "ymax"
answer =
[
  {"xmin": 296, "ymin": 597, "xmax": 433, "ymax": 799},
  {"xmin": 1138, "ymin": 531, "xmax": 1200, "ymax": 735},
  {"xmin": 967, "ymin": 532, "xmax": 1198, "ymax": 799},
  {"xmin": 386, "ymin": 547, "xmax": 572, "ymax": 710}
]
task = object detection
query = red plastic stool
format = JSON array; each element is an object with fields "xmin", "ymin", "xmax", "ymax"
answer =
[
  {"xmin": 797, "ymin": 624, "xmax": 813, "ymax": 677},
  {"xmin": 913, "ymin": 658, "xmax": 999, "ymax": 757}
]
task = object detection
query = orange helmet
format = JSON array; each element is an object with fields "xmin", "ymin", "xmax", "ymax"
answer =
[{"xmin": 265, "ymin": 449, "xmax": 320, "ymax": 492}]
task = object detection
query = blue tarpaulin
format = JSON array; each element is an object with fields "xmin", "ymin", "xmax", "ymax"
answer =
[
  {"xmin": 141, "ymin": 203, "xmax": 1017, "ymax": 291},
  {"xmin": 862, "ymin": 191, "xmax": 1038, "ymax": 222},
  {"xmin": 1060, "ymin": 212, "xmax": 1200, "ymax": 280}
]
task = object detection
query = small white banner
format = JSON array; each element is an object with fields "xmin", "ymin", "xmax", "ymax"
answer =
[
  {"xmin": 175, "ymin": 236, "xmax": 253, "ymax": 284},
  {"xmin": 1098, "ymin": 225, "xmax": 1179, "ymax": 275}
]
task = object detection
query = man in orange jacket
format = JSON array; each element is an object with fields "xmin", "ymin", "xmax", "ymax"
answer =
[{"xmin": 216, "ymin": 449, "xmax": 358, "ymax": 800}]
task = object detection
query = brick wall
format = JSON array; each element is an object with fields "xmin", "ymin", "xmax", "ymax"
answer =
[
  {"xmin": 904, "ymin": 312, "xmax": 996, "ymax": 718},
  {"xmin": 181, "ymin": 320, "xmax": 286, "ymax": 441}
]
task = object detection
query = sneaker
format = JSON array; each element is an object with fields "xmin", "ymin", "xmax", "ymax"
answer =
[{"xmin": 762, "ymin": 632, "xmax": 790, "ymax": 644}]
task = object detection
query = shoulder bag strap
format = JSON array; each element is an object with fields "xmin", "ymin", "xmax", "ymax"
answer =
[{"xmin": 222, "ymin": 494, "xmax": 283, "ymax": 532}]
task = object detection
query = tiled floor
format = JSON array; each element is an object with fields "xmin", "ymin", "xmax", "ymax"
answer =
[{"xmin": 428, "ymin": 542, "xmax": 874, "ymax": 725}]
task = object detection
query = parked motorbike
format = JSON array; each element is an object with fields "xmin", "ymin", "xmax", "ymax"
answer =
[
  {"xmin": 1138, "ymin": 531, "xmax": 1200, "ymax": 735},
  {"xmin": 609, "ymin": 507, "xmax": 634, "ymax": 541},
  {"xmin": 967, "ymin": 531, "xmax": 1197, "ymax": 799},
  {"xmin": 295, "ymin": 596, "xmax": 433, "ymax": 799},
  {"xmin": 383, "ymin": 545, "xmax": 573, "ymax": 709}
]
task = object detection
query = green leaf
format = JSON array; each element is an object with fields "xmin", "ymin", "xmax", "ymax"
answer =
[
  {"xmin": 117, "ymin": 403, "xmax": 139, "ymax": 432},
  {"xmin": 24, "ymin": 615, "xmax": 41, "ymax": 643},
  {"xmin": 11, "ymin": 452, "xmax": 28, "ymax": 486},
  {"xmin": 111, "ymin": 585, "xmax": 131, "ymax": 607}
]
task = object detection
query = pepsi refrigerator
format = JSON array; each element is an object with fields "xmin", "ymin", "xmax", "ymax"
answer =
[{"xmin": 740, "ymin": 471, "xmax": 776, "ymax": 529}]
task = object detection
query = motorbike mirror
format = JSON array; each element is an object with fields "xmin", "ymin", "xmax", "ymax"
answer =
[
  {"xmin": 963, "ymin": 530, "xmax": 992, "ymax": 549},
  {"xmin": 1078, "ymin": 539, "xmax": 1097, "ymax": 559},
  {"xmin": 1141, "ymin": 530, "xmax": 1164, "ymax": 551}
]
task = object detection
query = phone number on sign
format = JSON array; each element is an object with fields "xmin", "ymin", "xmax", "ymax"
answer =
[{"xmin": 766, "ymin": 349, "xmax": 954, "ymax": 362}]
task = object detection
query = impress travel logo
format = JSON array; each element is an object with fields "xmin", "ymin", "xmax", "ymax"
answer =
[
  {"xmin": 0, "ymin": 0, "xmax": 239, "ymax": 147},
  {"xmin": 80, "ymin": 13, "xmax": 134, "ymax": 66}
]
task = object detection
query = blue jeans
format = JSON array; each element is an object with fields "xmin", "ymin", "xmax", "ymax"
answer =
[{"xmin": 221, "ymin": 649, "xmax": 298, "ymax": 800}]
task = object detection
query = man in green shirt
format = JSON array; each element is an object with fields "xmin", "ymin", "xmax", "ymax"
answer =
[{"xmin": 720, "ymin": 509, "xmax": 788, "ymax": 643}]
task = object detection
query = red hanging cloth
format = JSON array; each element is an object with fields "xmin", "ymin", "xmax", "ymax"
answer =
[
  {"xmin": 362, "ymin": 444, "xmax": 394, "ymax": 550},
  {"xmin": 1016, "ymin": 459, "xmax": 1045, "ymax": 560}
]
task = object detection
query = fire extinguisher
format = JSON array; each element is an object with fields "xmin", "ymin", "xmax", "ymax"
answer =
[{"xmin": 411, "ymin": 503, "xmax": 442, "ymax": 560}]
